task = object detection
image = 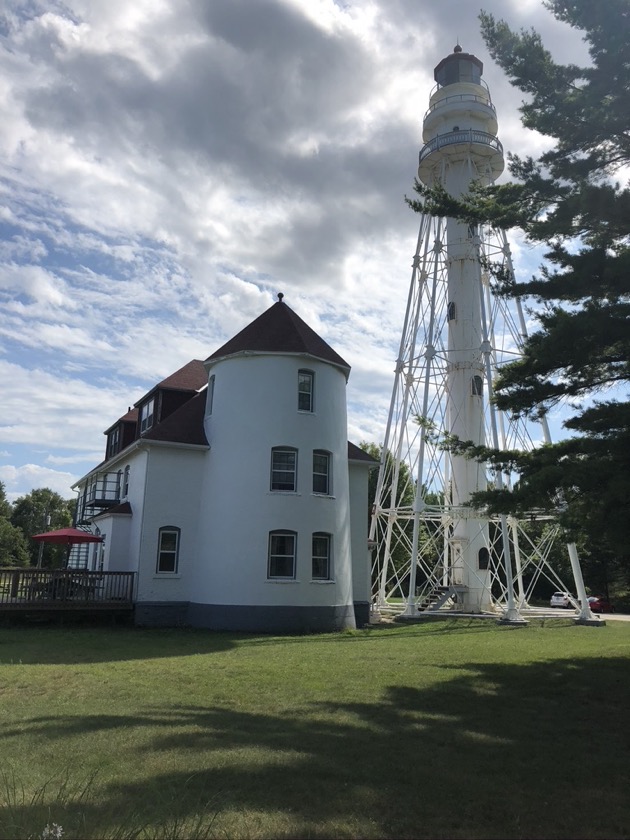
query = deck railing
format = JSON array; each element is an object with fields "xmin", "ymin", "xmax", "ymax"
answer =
[{"xmin": 0, "ymin": 569, "xmax": 135, "ymax": 610}]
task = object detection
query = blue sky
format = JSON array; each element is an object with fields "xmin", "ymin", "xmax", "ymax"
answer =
[{"xmin": 0, "ymin": 0, "xmax": 586, "ymax": 502}]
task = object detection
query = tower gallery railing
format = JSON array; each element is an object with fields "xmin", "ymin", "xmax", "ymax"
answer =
[
  {"xmin": 424, "ymin": 91, "xmax": 496, "ymax": 120},
  {"xmin": 419, "ymin": 129, "xmax": 503, "ymax": 164}
]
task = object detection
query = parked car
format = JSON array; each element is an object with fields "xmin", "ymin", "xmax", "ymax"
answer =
[
  {"xmin": 587, "ymin": 595, "xmax": 614, "ymax": 614},
  {"xmin": 550, "ymin": 591, "xmax": 573, "ymax": 608}
]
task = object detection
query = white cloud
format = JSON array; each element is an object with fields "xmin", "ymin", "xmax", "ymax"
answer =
[{"xmin": 0, "ymin": 0, "xmax": 588, "ymax": 499}]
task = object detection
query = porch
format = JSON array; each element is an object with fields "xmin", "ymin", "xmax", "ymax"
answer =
[{"xmin": 0, "ymin": 569, "xmax": 135, "ymax": 613}]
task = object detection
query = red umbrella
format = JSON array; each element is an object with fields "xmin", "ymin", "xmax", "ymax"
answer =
[
  {"xmin": 32, "ymin": 528, "xmax": 103, "ymax": 568},
  {"xmin": 32, "ymin": 528, "xmax": 103, "ymax": 544}
]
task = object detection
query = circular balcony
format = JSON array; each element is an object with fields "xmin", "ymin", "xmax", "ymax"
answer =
[
  {"xmin": 423, "ymin": 92, "xmax": 496, "ymax": 122},
  {"xmin": 419, "ymin": 129, "xmax": 503, "ymax": 165}
]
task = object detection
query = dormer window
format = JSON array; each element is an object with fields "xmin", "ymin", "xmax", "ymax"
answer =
[
  {"xmin": 107, "ymin": 427, "xmax": 120, "ymax": 459},
  {"xmin": 140, "ymin": 398, "xmax": 155, "ymax": 434}
]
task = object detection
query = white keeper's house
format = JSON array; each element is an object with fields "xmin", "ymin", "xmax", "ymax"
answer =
[{"xmin": 73, "ymin": 296, "xmax": 376, "ymax": 632}]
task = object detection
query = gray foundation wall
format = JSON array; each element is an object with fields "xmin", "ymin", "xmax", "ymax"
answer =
[
  {"xmin": 134, "ymin": 601, "xmax": 189, "ymax": 627},
  {"xmin": 134, "ymin": 601, "xmax": 357, "ymax": 633}
]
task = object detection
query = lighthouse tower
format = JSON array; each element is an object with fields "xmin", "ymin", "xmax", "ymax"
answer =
[{"xmin": 370, "ymin": 47, "xmax": 595, "ymax": 623}]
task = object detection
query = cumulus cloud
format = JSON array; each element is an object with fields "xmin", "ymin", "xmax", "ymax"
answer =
[{"xmin": 0, "ymin": 0, "xmax": 586, "ymax": 499}]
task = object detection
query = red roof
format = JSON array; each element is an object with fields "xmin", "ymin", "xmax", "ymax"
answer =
[
  {"xmin": 207, "ymin": 300, "xmax": 350, "ymax": 373},
  {"xmin": 134, "ymin": 360, "xmax": 207, "ymax": 408},
  {"xmin": 157, "ymin": 359, "xmax": 207, "ymax": 391}
]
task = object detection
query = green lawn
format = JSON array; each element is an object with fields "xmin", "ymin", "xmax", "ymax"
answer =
[{"xmin": 0, "ymin": 619, "xmax": 628, "ymax": 839}]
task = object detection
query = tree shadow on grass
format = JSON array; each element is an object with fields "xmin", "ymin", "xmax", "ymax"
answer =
[
  {"xmin": 3, "ymin": 655, "xmax": 629, "ymax": 839},
  {"xmin": 0, "ymin": 625, "xmax": 239, "ymax": 664}
]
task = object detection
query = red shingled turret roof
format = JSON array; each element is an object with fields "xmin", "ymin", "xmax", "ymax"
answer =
[{"xmin": 206, "ymin": 299, "xmax": 350, "ymax": 375}]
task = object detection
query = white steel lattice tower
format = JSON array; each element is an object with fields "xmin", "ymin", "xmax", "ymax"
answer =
[{"xmin": 370, "ymin": 46, "xmax": 596, "ymax": 623}]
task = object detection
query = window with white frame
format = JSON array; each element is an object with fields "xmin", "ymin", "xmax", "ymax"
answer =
[
  {"xmin": 268, "ymin": 530, "xmax": 297, "ymax": 579},
  {"xmin": 271, "ymin": 447, "xmax": 297, "ymax": 491},
  {"xmin": 156, "ymin": 526, "xmax": 180, "ymax": 574},
  {"xmin": 122, "ymin": 465, "xmax": 130, "ymax": 498},
  {"xmin": 140, "ymin": 397, "xmax": 155, "ymax": 433},
  {"xmin": 298, "ymin": 370, "xmax": 314, "ymax": 412},
  {"xmin": 115, "ymin": 469, "xmax": 122, "ymax": 500},
  {"xmin": 312, "ymin": 532, "xmax": 332, "ymax": 580},
  {"xmin": 312, "ymin": 450, "xmax": 331, "ymax": 495},
  {"xmin": 107, "ymin": 426, "xmax": 120, "ymax": 459}
]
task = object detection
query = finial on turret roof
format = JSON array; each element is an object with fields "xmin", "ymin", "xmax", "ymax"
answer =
[
  {"xmin": 277, "ymin": 292, "xmax": 284, "ymax": 302},
  {"xmin": 454, "ymin": 42, "xmax": 462, "ymax": 53}
]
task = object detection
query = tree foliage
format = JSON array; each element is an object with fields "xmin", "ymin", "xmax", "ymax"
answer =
[
  {"xmin": 0, "ymin": 481, "xmax": 30, "ymax": 567},
  {"xmin": 410, "ymin": 1, "xmax": 630, "ymax": 572},
  {"xmin": 11, "ymin": 487, "xmax": 74, "ymax": 567}
]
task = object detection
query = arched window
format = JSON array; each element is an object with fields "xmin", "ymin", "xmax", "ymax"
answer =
[
  {"xmin": 478, "ymin": 547, "xmax": 490, "ymax": 570},
  {"xmin": 156, "ymin": 526, "xmax": 180, "ymax": 574},
  {"xmin": 271, "ymin": 447, "xmax": 298, "ymax": 491},
  {"xmin": 447, "ymin": 301, "xmax": 456, "ymax": 321},
  {"xmin": 471, "ymin": 375, "xmax": 483, "ymax": 396},
  {"xmin": 268, "ymin": 530, "xmax": 297, "ymax": 579},
  {"xmin": 312, "ymin": 533, "xmax": 332, "ymax": 580}
]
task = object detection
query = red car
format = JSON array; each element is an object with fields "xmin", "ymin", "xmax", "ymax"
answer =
[{"xmin": 588, "ymin": 596, "xmax": 614, "ymax": 614}]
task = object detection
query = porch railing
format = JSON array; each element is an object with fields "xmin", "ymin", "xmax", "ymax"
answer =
[{"xmin": 0, "ymin": 569, "xmax": 135, "ymax": 610}]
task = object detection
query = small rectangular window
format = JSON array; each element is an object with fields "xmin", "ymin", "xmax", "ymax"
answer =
[
  {"xmin": 207, "ymin": 375, "xmax": 215, "ymax": 415},
  {"xmin": 313, "ymin": 450, "xmax": 331, "ymax": 495},
  {"xmin": 312, "ymin": 533, "xmax": 332, "ymax": 580},
  {"xmin": 271, "ymin": 448, "xmax": 297, "ymax": 491},
  {"xmin": 107, "ymin": 427, "xmax": 120, "ymax": 459},
  {"xmin": 122, "ymin": 465, "xmax": 130, "ymax": 498},
  {"xmin": 298, "ymin": 370, "xmax": 314, "ymax": 412},
  {"xmin": 140, "ymin": 398, "xmax": 155, "ymax": 433},
  {"xmin": 157, "ymin": 527, "xmax": 180, "ymax": 574},
  {"xmin": 268, "ymin": 531, "xmax": 296, "ymax": 579}
]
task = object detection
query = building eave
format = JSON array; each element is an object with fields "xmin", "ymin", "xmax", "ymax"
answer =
[{"xmin": 204, "ymin": 350, "xmax": 351, "ymax": 381}]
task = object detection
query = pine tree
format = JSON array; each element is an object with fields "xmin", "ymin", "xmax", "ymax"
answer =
[{"xmin": 410, "ymin": 1, "xmax": 630, "ymax": 570}]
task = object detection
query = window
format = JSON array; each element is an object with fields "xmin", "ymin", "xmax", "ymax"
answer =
[
  {"xmin": 157, "ymin": 527, "xmax": 180, "ymax": 574},
  {"xmin": 312, "ymin": 533, "xmax": 332, "ymax": 580},
  {"xmin": 271, "ymin": 447, "xmax": 297, "ymax": 491},
  {"xmin": 107, "ymin": 427, "xmax": 120, "ymax": 459},
  {"xmin": 471, "ymin": 375, "xmax": 483, "ymax": 396},
  {"xmin": 115, "ymin": 470, "xmax": 122, "ymax": 500},
  {"xmin": 478, "ymin": 547, "xmax": 490, "ymax": 570},
  {"xmin": 122, "ymin": 465, "xmax": 130, "ymax": 498},
  {"xmin": 447, "ymin": 301, "xmax": 456, "ymax": 321},
  {"xmin": 140, "ymin": 398, "xmax": 155, "ymax": 434},
  {"xmin": 207, "ymin": 375, "xmax": 215, "ymax": 415},
  {"xmin": 312, "ymin": 450, "xmax": 331, "ymax": 495},
  {"xmin": 298, "ymin": 370, "xmax": 314, "ymax": 412},
  {"xmin": 268, "ymin": 530, "xmax": 296, "ymax": 579}
]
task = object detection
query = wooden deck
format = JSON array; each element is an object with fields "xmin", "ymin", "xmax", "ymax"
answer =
[{"xmin": 0, "ymin": 569, "xmax": 135, "ymax": 612}]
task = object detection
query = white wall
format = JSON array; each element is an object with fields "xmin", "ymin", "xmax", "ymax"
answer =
[
  {"xmin": 194, "ymin": 353, "xmax": 354, "ymax": 611},
  {"xmin": 134, "ymin": 445, "xmax": 207, "ymax": 604}
]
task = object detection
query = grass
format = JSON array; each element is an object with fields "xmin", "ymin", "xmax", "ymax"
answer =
[{"xmin": 0, "ymin": 619, "xmax": 629, "ymax": 839}]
